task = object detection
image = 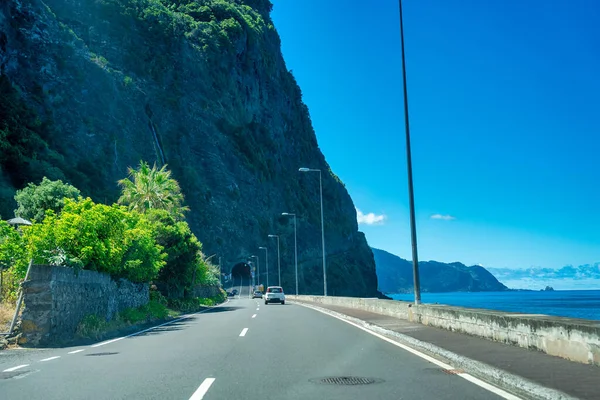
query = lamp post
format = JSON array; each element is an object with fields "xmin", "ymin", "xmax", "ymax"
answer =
[
  {"xmin": 218, "ymin": 256, "xmax": 222, "ymax": 287},
  {"xmin": 251, "ymin": 255, "xmax": 259, "ymax": 289},
  {"xmin": 299, "ymin": 167, "xmax": 327, "ymax": 296},
  {"xmin": 281, "ymin": 212, "xmax": 298, "ymax": 296},
  {"xmin": 268, "ymin": 234, "xmax": 281, "ymax": 287},
  {"xmin": 398, "ymin": 0, "xmax": 421, "ymax": 304},
  {"xmin": 259, "ymin": 247, "xmax": 268, "ymax": 288}
]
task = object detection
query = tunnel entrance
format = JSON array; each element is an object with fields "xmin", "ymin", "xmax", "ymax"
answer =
[
  {"xmin": 229, "ymin": 262, "xmax": 253, "ymax": 296},
  {"xmin": 231, "ymin": 262, "xmax": 251, "ymax": 285}
]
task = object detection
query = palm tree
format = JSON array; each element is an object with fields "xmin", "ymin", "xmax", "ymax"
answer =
[{"xmin": 118, "ymin": 161, "xmax": 189, "ymax": 219}]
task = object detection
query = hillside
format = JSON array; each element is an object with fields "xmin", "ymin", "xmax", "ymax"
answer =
[
  {"xmin": 0, "ymin": 0, "xmax": 379, "ymax": 296},
  {"xmin": 371, "ymin": 248, "xmax": 507, "ymax": 293}
]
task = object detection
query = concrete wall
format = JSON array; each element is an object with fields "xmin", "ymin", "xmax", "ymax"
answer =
[
  {"xmin": 21, "ymin": 265, "xmax": 149, "ymax": 345},
  {"xmin": 293, "ymin": 295, "xmax": 600, "ymax": 367}
]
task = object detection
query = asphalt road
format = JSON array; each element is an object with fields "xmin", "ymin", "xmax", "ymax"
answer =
[{"xmin": 0, "ymin": 291, "xmax": 513, "ymax": 400}]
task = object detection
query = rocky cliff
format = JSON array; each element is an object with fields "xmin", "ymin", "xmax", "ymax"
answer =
[
  {"xmin": 0, "ymin": 0, "xmax": 379, "ymax": 296},
  {"xmin": 372, "ymin": 248, "xmax": 507, "ymax": 293}
]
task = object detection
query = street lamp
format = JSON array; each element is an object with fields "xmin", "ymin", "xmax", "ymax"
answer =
[
  {"xmin": 268, "ymin": 234, "xmax": 281, "ymax": 287},
  {"xmin": 281, "ymin": 212, "xmax": 298, "ymax": 296},
  {"xmin": 218, "ymin": 256, "xmax": 222, "ymax": 287},
  {"xmin": 251, "ymin": 255, "xmax": 259, "ymax": 289},
  {"xmin": 259, "ymin": 247, "xmax": 268, "ymax": 288},
  {"xmin": 398, "ymin": 0, "xmax": 421, "ymax": 304},
  {"xmin": 299, "ymin": 167, "xmax": 327, "ymax": 296}
]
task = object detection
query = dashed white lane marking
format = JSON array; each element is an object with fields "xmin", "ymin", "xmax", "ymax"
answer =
[
  {"xmin": 239, "ymin": 328, "xmax": 248, "ymax": 337},
  {"xmin": 3, "ymin": 364, "xmax": 29, "ymax": 372},
  {"xmin": 68, "ymin": 349, "xmax": 85, "ymax": 354},
  {"xmin": 256, "ymin": 308, "xmax": 259, "ymax": 311},
  {"xmin": 189, "ymin": 377, "xmax": 216, "ymax": 400},
  {"xmin": 40, "ymin": 356, "xmax": 61, "ymax": 362},
  {"xmin": 252, "ymin": 314, "xmax": 257, "ymax": 318},
  {"xmin": 297, "ymin": 302, "xmax": 522, "ymax": 400}
]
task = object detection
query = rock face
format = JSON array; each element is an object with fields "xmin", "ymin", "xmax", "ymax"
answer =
[
  {"xmin": 371, "ymin": 248, "xmax": 507, "ymax": 294},
  {"xmin": 0, "ymin": 0, "xmax": 379, "ymax": 296},
  {"xmin": 20, "ymin": 265, "xmax": 148, "ymax": 345}
]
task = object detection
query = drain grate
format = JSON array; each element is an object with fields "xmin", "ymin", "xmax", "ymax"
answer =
[
  {"xmin": 312, "ymin": 376, "xmax": 382, "ymax": 385},
  {"xmin": 85, "ymin": 352, "xmax": 119, "ymax": 356}
]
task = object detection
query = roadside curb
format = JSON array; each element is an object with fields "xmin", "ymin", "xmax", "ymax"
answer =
[{"xmin": 292, "ymin": 300, "xmax": 577, "ymax": 400}]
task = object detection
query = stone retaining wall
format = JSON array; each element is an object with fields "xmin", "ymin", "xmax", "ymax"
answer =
[
  {"xmin": 191, "ymin": 284, "xmax": 221, "ymax": 299},
  {"xmin": 21, "ymin": 265, "xmax": 148, "ymax": 345},
  {"xmin": 293, "ymin": 295, "xmax": 600, "ymax": 367}
]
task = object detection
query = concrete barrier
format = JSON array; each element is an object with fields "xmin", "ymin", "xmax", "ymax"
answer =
[{"xmin": 293, "ymin": 295, "xmax": 600, "ymax": 367}]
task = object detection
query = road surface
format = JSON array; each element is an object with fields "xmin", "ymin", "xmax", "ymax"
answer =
[{"xmin": 0, "ymin": 297, "xmax": 514, "ymax": 400}]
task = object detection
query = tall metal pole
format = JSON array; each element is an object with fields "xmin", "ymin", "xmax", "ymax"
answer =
[
  {"xmin": 259, "ymin": 247, "xmax": 269, "ymax": 288},
  {"xmin": 293, "ymin": 215, "xmax": 298, "ymax": 296},
  {"xmin": 282, "ymin": 213, "xmax": 299, "ymax": 296},
  {"xmin": 219, "ymin": 257, "xmax": 222, "ymax": 287},
  {"xmin": 268, "ymin": 235, "xmax": 281, "ymax": 286},
  {"xmin": 276, "ymin": 236, "xmax": 281, "ymax": 286},
  {"xmin": 299, "ymin": 168, "xmax": 327, "ymax": 296},
  {"xmin": 398, "ymin": 0, "xmax": 421, "ymax": 304},
  {"xmin": 318, "ymin": 171, "xmax": 327, "ymax": 296},
  {"xmin": 252, "ymin": 255, "xmax": 259, "ymax": 290}
]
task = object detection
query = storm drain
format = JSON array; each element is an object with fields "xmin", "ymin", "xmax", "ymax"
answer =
[
  {"xmin": 85, "ymin": 352, "xmax": 119, "ymax": 356},
  {"xmin": 311, "ymin": 376, "xmax": 383, "ymax": 385}
]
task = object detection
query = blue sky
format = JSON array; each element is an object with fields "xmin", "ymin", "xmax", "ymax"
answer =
[{"xmin": 270, "ymin": 0, "xmax": 600, "ymax": 270}]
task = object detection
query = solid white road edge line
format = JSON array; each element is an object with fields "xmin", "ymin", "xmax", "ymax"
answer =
[
  {"xmin": 68, "ymin": 349, "xmax": 85, "ymax": 354},
  {"xmin": 91, "ymin": 298, "xmax": 230, "ymax": 348},
  {"xmin": 239, "ymin": 328, "xmax": 248, "ymax": 337},
  {"xmin": 3, "ymin": 364, "xmax": 29, "ymax": 372},
  {"xmin": 189, "ymin": 378, "xmax": 216, "ymax": 400},
  {"xmin": 296, "ymin": 302, "xmax": 522, "ymax": 400},
  {"xmin": 39, "ymin": 356, "xmax": 61, "ymax": 362},
  {"xmin": 252, "ymin": 314, "xmax": 257, "ymax": 318}
]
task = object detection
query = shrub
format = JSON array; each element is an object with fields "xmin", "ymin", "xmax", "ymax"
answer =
[
  {"xmin": 0, "ymin": 220, "xmax": 29, "ymax": 302},
  {"xmin": 75, "ymin": 314, "xmax": 109, "ymax": 340},
  {"xmin": 24, "ymin": 198, "xmax": 165, "ymax": 283}
]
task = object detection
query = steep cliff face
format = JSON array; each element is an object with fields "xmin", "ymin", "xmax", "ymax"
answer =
[{"xmin": 0, "ymin": 0, "xmax": 379, "ymax": 296}]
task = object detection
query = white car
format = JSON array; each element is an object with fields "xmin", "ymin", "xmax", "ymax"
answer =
[{"xmin": 264, "ymin": 286, "xmax": 285, "ymax": 305}]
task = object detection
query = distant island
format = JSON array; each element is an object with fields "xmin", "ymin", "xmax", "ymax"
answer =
[
  {"xmin": 541, "ymin": 286, "xmax": 555, "ymax": 291},
  {"xmin": 371, "ymin": 248, "xmax": 508, "ymax": 294}
]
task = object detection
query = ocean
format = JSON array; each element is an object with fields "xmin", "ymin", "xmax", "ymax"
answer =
[{"xmin": 389, "ymin": 290, "xmax": 600, "ymax": 321}]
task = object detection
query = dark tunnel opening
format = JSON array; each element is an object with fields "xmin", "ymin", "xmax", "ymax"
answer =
[{"xmin": 231, "ymin": 262, "xmax": 252, "ymax": 287}]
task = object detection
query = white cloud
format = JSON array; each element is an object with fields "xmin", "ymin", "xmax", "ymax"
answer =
[
  {"xmin": 430, "ymin": 214, "xmax": 456, "ymax": 221},
  {"xmin": 356, "ymin": 208, "xmax": 386, "ymax": 225}
]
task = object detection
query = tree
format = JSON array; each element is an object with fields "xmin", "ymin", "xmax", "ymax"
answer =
[
  {"xmin": 14, "ymin": 177, "xmax": 81, "ymax": 222},
  {"xmin": 118, "ymin": 161, "xmax": 189, "ymax": 220},
  {"xmin": 146, "ymin": 209, "xmax": 203, "ymax": 298}
]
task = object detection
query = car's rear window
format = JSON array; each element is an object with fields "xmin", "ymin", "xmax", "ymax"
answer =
[{"xmin": 267, "ymin": 287, "xmax": 282, "ymax": 293}]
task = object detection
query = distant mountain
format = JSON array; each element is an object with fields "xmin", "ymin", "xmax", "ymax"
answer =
[
  {"xmin": 487, "ymin": 263, "xmax": 600, "ymax": 281},
  {"xmin": 371, "ymin": 248, "xmax": 508, "ymax": 294}
]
